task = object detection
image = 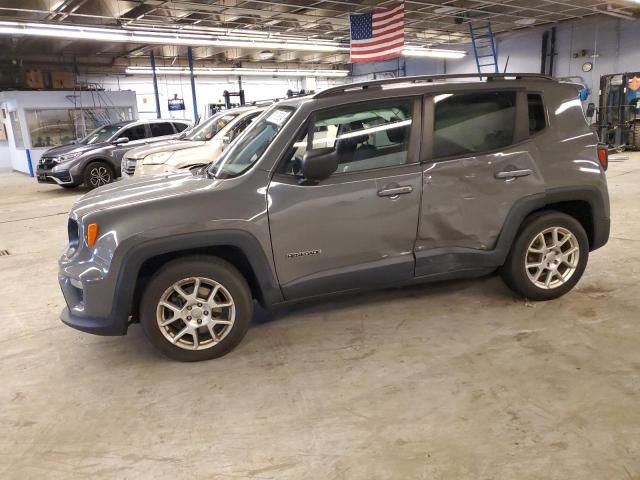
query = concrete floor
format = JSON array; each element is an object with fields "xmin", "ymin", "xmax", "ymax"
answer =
[{"xmin": 1, "ymin": 157, "xmax": 639, "ymax": 480}]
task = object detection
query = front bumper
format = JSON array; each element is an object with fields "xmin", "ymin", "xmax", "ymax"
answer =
[
  {"xmin": 58, "ymin": 273, "xmax": 128, "ymax": 336},
  {"xmin": 36, "ymin": 167, "xmax": 76, "ymax": 185}
]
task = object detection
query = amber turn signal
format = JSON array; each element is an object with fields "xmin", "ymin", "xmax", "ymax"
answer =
[{"xmin": 86, "ymin": 223, "xmax": 99, "ymax": 247}]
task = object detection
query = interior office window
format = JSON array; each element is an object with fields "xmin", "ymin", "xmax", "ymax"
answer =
[
  {"xmin": 150, "ymin": 122, "xmax": 175, "ymax": 137},
  {"xmin": 9, "ymin": 111, "xmax": 25, "ymax": 148},
  {"xmin": 433, "ymin": 91, "xmax": 516, "ymax": 159},
  {"xmin": 281, "ymin": 100, "xmax": 413, "ymax": 175},
  {"xmin": 25, "ymin": 109, "xmax": 76, "ymax": 148},
  {"xmin": 122, "ymin": 124, "xmax": 147, "ymax": 141},
  {"xmin": 528, "ymin": 94, "xmax": 546, "ymax": 134}
]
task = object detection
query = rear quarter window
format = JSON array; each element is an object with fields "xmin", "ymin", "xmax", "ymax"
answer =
[
  {"xmin": 527, "ymin": 94, "xmax": 547, "ymax": 134},
  {"xmin": 433, "ymin": 91, "xmax": 517, "ymax": 159}
]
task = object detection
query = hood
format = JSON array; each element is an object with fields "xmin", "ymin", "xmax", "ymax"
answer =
[
  {"xmin": 42, "ymin": 142, "xmax": 103, "ymax": 157},
  {"xmin": 126, "ymin": 139, "xmax": 206, "ymax": 160},
  {"xmin": 71, "ymin": 171, "xmax": 216, "ymax": 220}
]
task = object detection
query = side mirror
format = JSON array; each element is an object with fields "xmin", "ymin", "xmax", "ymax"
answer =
[
  {"xmin": 586, "ymin": 103, "xmax": 596, "ymax": 119},
  {"xmin": 301, "ymin": 147, "xmax": 338, "ymax": 181},
  {"xmin": 113, "ymin": 137, "xmax": 129, "ymax": 145}
]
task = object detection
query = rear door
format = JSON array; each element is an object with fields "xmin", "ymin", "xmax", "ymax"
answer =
[
  {"xmin": 268, "ymin": 97, "xmax": 423, "ymax": 299},
  {"xmin": 415, "ymin": 89, "xmax": 546, "ymax": 276},
  {"xmin": 111, "ymin": 123, "xmax": 150, "ymax": 165}
]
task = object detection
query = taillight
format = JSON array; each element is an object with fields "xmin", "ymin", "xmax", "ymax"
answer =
[{"xmin": 597, "ymin": 144, "xmax": 608, "ymax": 171}]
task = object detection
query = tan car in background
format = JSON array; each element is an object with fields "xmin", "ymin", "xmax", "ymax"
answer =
[{"xmin": 121, "ymin": 106, "xmax": 265, "ymax": 177}]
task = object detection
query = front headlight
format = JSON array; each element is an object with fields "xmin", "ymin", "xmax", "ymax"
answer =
[
  {"xmin": 143, "ymin": 151, "xmax": 174, "ymax": 165},
  {"xmin": 57, "ymin": 151, "xmax": 83, "ymax": 163}
]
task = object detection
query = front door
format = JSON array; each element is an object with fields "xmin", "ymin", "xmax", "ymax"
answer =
[
  {"xmin": 415, "ymin": 90, "xmax": 546, "ymax": 276},
  {"xmin": 268, "ymin": 97, "xmax": 423, "ymax": 300}
]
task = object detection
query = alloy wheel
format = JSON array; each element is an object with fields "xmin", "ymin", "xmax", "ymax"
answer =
[
  {"xmin": 525, "ymin": 226, "xmax": 580, "ymax": 289},
  {"xmin": 156, "ymin": 277, "xmax": 236, "ymax": 350},
  {"xmin": 89, "ymin": 166, "xmax": 111, "ymax": 187}
]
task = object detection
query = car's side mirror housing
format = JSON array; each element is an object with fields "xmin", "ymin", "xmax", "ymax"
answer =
[
  {"xmin": 301, "ymin": 147, "xmax": 338, "ymax": 181},
  {"xmin": 586, "ymin": 103, "xmax": 596, "ymax": 119},
  {"xmin": 113, "ymin": 137, "xmax": 129, "ymax": 145}
]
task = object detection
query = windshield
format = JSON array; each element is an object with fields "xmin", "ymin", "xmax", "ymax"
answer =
[
  {"xmin": 186, "ymin": 112, "xmax": 237, "ymax": 141},
  {"xmin": 80, "ymin": 125, "xmax": 123, "ymax": 145},
  {"xmin": 209, "ymin": 107, "xmax": 294, "ymax": 179}
]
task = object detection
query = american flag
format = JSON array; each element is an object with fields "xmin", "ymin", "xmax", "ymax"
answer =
[{"xmin": 349, "ymin": 2, "xmax": 404, "ymax": 63}]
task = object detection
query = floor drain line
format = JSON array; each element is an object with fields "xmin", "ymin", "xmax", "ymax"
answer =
[{"xmin": 0, "ymin": 249, "xmax": 10, "ymax": 256}]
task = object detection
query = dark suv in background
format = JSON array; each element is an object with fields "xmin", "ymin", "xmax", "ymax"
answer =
[
  {"xmin": 58, "ymin": 74, "xmax": 610, "ymax": 361},
  {"xmin": 36, "ymin": 118, "xmax": 191, "ymax": 189}
]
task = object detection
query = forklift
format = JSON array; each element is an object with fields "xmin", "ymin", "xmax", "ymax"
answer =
[{"xmin": 596, "ymin": 72, "xmax": 640, "ymax": 150}]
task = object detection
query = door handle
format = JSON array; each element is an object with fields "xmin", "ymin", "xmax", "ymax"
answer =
[
  {"xmin": 377, "ymin": 185, "xmax": 413, "ymax": 197},
  {"xmin": 495, "ymin": 169, "xmax": 533, "ymax": 179}
]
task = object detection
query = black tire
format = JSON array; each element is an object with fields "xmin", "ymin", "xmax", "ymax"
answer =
[
  {"xmin": 83, "ymin": 161, "xmax": 115, "ymax": 190},
  {"xmin": 139, "ymin": 256, "xmax": 253, "ymax": 362},
  {"xmin": 500, "ymin": 211, "xmax": 589, "ymax": 301}
]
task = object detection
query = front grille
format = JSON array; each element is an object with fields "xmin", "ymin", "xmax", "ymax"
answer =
[
  {"xmin": 123, "ymin": 159, "xmax": 137, "ymax": 176},
  {"xmin": 39, "ymin": 157, "xmax": 57, "ymax": 170},
  {"xmin": 67, "ymin": 218, "xmax": 79, "ymax": 248}
]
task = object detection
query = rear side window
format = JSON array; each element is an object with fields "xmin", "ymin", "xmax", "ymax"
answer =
[
  {"xmin": 122, "ymin": 124, "xmax": 147, "ymax": 141},
  {"xmin": 173, "ymin": 122, "xmax": 189, "ymax": 133},
  {"xmin": 150, "ymin": 122, "xmax": 175, "ymax": 137},
  {"xmin": 433, "ymin": 91, "xmax": 516, "ymax": 159},
  {"xmin": 528, "ymin": 94, "xmax": 546, "ymax": 134}
]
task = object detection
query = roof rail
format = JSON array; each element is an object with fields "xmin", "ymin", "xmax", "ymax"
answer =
[{"xmin": 313, "ymin": 73, "xmax": 555, "ymax": 99}]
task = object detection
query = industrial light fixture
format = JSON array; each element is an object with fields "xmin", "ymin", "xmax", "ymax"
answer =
[
  {"xmin": 515, "ymin": 18, "xmax": 536, "ymax": 25},
  {"xmin": 258, "ymin": 50, "xmax": 275, "ymax": 60},
  {"xmin": 0, "ymin": 21, "xmax": 349, "ymax": 53},
  {"xmin": 402, "ymin": 47, "xmax": 467, "ymax": 59},
  {"xmin": 125, "ymin": 66, "xmax": 350, "ymax": 78}
]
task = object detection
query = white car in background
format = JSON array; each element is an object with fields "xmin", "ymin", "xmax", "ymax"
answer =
[{"xmin": 121, "ymin": 106, "xmax": 265, "ymax": 177}]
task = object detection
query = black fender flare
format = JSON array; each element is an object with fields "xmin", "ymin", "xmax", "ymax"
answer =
[{"xmin": 107, "ymin": 230, "xmax": 283, "ymax": 328}]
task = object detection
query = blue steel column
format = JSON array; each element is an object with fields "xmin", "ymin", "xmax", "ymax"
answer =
[
  {"xmin": 187, "ymin": 47, "xmax": 199, "ymax": 120},
  {"xmin": 150, "ymin": 50, "xmax": 161, "ymax": 119}
]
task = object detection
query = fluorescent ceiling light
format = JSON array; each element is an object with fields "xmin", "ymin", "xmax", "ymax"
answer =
[
  {"xmin": 0, "ymin": 21, "xmax": 349, "ymax": 53},
  {"xmin": 125, "ymin": 66, "xmax": 349, "ymax": 78},
  {"xmin": 402, "ymin": 47, "xmax": 467, "ymax": 59},
  {"xmin": 515, "ymin": 18, "xmax": 536, "ymax": 25},
  {"xmin": 433, "ymin": 6, "xmax": 460, "ymax": 14}
]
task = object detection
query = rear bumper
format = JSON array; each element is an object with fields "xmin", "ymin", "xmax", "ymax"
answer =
[{"xmin": 591, "ymin": 215, "xmax": 610, "ymax": 251}]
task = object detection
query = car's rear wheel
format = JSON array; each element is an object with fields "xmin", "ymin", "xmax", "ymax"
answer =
[
  {"xmin": 139, "ymin": 256, "xmax": 252, "ymax": 361},
  {"xmin": 500, "ymin": 211, "xmax": 589, "ymax": 301},
  {"xmin": 83, "ymin": 161, "xmax": 114, "ymax": 190}
]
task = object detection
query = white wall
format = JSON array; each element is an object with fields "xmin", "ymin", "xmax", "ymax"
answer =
[
  {"xmin": 87, "ymin": 74, "xmax": 343, "ymax": 122},
  {"xmin": 352, "ymin": 14, "xmax": 640, "ymax": 109}
]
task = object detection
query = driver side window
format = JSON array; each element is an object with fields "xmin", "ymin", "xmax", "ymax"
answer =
[{"xmin": 280, "ymin": 99, "xmax": 413, "ymax": 176}]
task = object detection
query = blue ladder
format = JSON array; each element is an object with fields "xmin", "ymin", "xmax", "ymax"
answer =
[{"xmin": 469, "ymin": 21, "xmax": 499, "ymax": 75}]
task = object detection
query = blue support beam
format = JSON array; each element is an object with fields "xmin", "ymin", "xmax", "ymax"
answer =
[
  {"xmin": 150, "ymin": 50, "xmax": 161, "ymax": 119},
  {"xmin": 187, "ymin": 47, "xmax": 199, "ymax": 121}
]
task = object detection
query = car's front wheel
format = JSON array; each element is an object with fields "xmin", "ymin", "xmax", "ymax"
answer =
[
  {"xmin": 140, "ymin": 256, "xmax": 253, "ymax": 361},
  {"xmin": 83, "ymin": 161, "xmax": 115, "ymax": 190},
  {"xmin": 501, "ymin": 211, "xmax": 589, "ymax": 301}
]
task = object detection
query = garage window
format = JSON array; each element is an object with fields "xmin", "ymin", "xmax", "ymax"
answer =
[{"xmin": 433, "ymin": 91, "xmax": 517, "ymax": 159}]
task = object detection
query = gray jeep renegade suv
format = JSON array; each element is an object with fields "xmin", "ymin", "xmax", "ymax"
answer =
[{"xmin": 58, "ymin": 74, "xmax": 610, "ymax": 361}]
